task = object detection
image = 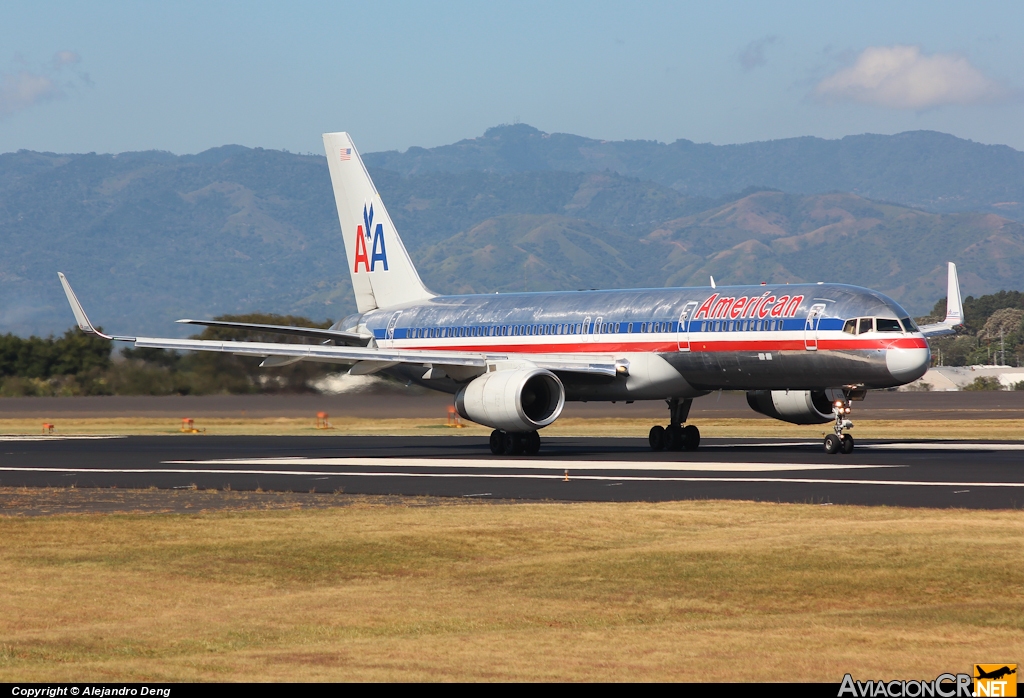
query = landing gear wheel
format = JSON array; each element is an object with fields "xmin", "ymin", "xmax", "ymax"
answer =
[
  {"xmin": 824, "ymin": 433, "xmax": 842, "ymax": 455},
  {"xmin": 841, "ymin": 434, "xmax": 854, "ymax": 454},
  {"xmin": 503, "ymin": 432, "xmax": 524, "ymax": 456},
  {"xmin": 682, "ymin": 425, "xmax": 700, "ymax": 451},
  {"xmin": 524, "ymin": 431, "xmax": 541, "ymax": 455},
  {"xmin": 649, "ymin": 425, "xmax": 666, "ymax": 451},
  {"xmin": 666, "ymin": 424, "xmax": 684, "ymax": 451},
  {"xmin": 489, "ymin": 430, "xmax": 504, "ymax": 455}
]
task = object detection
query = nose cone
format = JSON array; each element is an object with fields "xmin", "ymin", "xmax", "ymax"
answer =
[{"xmin": 886, "ymin": 346, "xmax": 930, "ymax": 383}]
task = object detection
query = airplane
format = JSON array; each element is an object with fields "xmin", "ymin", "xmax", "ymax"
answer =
[
  {"xmin": 58, "ymin": 131, "xmax": 964, "ymax": 456},
  {"xmin": 975, "ymin": 666, "xmax": 1016, "ymax": 681}
]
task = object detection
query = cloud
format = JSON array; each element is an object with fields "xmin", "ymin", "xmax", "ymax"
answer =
[
  {"xmin": 815, "ymin": 45, "xmax": 1008, "ymax": 109},
  {"xmin": 739, "ymin": 36, "xmax": 778, "ymax": 72},
  {"xmin": 51, "ymin": 50, "xmax": 80, "ymax": 69},
  {"xmin": 0, "ymin": 50, "xmax": 86, "ymax": 118},
  {"xmin": 0, "ymin": 71, "xmax": 61, "ymax": 117}
]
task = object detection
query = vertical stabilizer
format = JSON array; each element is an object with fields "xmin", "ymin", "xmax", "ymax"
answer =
[
  {"xmin": 323, "ymin": 132, "xmax": 434, "ymax": 312},
  {"xmin": 919, "ymin": 262, "xmax": 964, "ymax": 337}
]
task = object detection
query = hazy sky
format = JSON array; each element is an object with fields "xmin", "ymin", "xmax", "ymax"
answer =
[{"xmin": 2, "ymin": 0, "xmax": 1023, "ymax": 155}]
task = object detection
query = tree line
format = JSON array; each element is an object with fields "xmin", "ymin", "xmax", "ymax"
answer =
[{"xmin": 0, "ymin": 314, "xmax": 342, "ymax": 397}]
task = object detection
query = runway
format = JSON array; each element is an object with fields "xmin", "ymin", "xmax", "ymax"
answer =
[{"xmin": 2, "ymin": 435, "xmax": 1023, "ymax": 509}]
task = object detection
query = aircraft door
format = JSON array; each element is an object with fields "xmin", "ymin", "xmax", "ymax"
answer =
[
  {"xmin": 677, "ymin": 301, "xmax": 698, "ymax": 352},
  {"xmin": 804, "ymin": 303, "xmax": 826, "ymax": 351},
  {"xmin": 385, "ymin": 311, "xmax": 402, "ymax": 349},
  {"xmin": 591, "ymin": 316, "xmax": 603, "ymax": 343},
  {"xmin": 583, "ymin": 316, "xmax": 592, "ymax": 343}
]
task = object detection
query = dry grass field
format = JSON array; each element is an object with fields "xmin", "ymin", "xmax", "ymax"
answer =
[
  {"xmin": 0, "ymin": 496, "xmax": 1021, "ymax": 682},
  {"xmin": 2, "ymin": 416, "xmax": 1023, "ymax": 440}
]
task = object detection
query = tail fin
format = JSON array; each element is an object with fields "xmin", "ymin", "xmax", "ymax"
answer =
[
  {"xmin": 323, "ymin": 132, "xmax": 434, "ymax": 312},
  {"xmin": 919, "ymin": 262, "xmax": 964, "ymax": 337}
]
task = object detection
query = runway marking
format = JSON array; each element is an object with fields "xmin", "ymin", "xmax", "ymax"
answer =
[
  {"xmin": 704, "ymin": 441, "xmax": 1024, "ymax": 451},
  {"xmin": 160, "ymin": 457, "xmax": 898, "ymax": 473},
  {"xmin": 859, "ymin": 442, "xmax": 1024, "ymax": 451},
  {"xmin": 0, "ymin": 435, "xmax": 126, "ymax": 441},
  {"xmin": 1, "ymin": 467, "xmax": 1023, "ymax": 488},
  {"xmin": 549, "ymin": 440, "xmax": 1024, "ymax": 451}
]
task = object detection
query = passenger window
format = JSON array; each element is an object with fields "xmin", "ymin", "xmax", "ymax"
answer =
[
  {"xmin": 858, "ymin": 318, "xmax": 873, "ymax": 334},
  {"xmin": 876, "ymin": 318, "xmax": 902, "ymax": 332},
  {"xmin": 843, "ymin": 320, "xmax": 856, "ymax": 335}
]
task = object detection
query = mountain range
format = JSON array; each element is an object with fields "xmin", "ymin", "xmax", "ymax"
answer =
[
  {"xmin": 3, "ymin": 125, "xmax": 1024, "ymax": 337},
  {"xmin": 367, "ymin": 124, "xmax": 1024, "ymax": 220}
]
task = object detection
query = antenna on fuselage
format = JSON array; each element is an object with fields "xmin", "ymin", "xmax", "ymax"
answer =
[{"xmin": 710, "ymin": 276, "xmax": 716, "ymax": 289}]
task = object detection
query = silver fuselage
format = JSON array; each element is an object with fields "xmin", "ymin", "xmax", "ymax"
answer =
[{"xmin": 338, "ymin": 282, "xmax": 930, "ymax": 400}]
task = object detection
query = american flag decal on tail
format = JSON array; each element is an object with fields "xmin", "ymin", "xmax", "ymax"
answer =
[{"xmin": 339, "ymin": 148, "xmax": 352, "ymax": 161}]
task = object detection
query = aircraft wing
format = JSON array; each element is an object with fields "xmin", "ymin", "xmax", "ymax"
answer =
[
  {"xmin": 133, "ymin": 336, "xmax": 621, "ymax": 377},
  {"xmin": 918, "ymin": 262, "xmax": 964, "ymax": 337},
  {"xmin": 58, "ymin": 273, "xmax": 621, "ymax": 378}
]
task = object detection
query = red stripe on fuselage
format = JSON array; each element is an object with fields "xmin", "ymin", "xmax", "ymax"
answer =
[{"xmin": 393, "ymin": 336, "xmax": 928, "ymax": 354}]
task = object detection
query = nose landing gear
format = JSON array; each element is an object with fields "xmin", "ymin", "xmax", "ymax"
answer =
[
  {"xmin": 824, "ymin": 398, "xmax": 855, "ymax": 454},
  {"xmin": 649, "ymin": 398, "xmax": 700, "ymax": 451}
]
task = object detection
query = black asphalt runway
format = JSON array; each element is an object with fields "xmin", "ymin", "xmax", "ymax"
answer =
[{"xmin": 2, "ymin": 434, "xmax": 1023, "ymax": 509}]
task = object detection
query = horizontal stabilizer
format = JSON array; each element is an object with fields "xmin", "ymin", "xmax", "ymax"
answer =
[{"xmin": 176, "ymin": 319, "xmax": 371, "ymax": 346}]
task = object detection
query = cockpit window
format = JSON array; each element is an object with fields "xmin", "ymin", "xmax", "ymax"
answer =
[
  {"xmin": 876, "ymin": 318, "xmax": 902, "ymax": 332},
  {"xmin": 857, "ymin": 317, "xmax": 873, "ymax": 334},
  {"xmin": 899, "ymin": 317, "xmax": 918, "ymax": 333},
  {"xmin": 843, "ymin": 319, "xmax": 857, "ymax": 335}
]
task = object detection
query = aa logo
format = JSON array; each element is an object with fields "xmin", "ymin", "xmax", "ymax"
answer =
[
  {"xmin": 353, "ymin": 203, "xmax": 388, "ymax": 273},
  {"xmin": 974, "ymin": 664, "xmax": 1017, "ymax": 697}
]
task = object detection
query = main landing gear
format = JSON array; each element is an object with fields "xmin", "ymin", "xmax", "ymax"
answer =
[
  {"xmin": 649, "ymin": 398, "xmax": 700, "ymax": 451},
  {"xmin": 489, "ymin": 429, "xmax": 541, "ymax": 456},
  {"xmin": 823, "ymin": 398, "xmax": 855, "ymax": 455}
]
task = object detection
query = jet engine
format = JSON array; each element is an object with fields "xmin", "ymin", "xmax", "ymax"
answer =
[
  {"xmin": 746, "ymin": 389, "xmax": 834, "ymax": 425},
  {"xmin": 455, "ymin": 368, "xmax": 565, "ymax": 432}
]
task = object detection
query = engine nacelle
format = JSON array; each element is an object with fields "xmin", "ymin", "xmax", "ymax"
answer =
[
  {"xmin": 455, "ymin": 368, "xmax": 565, "ymax": 432},
  {"xmin": 746, "ymin": 389, "xmax": 834, "ymax": 425}
]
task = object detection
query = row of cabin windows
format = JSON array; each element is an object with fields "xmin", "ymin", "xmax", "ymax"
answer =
[
  {"xmin": 408, "ymin": 321, "xmax": 673, "ymax": 339},
  {"xmin": 411, "ymin": 324, "xmax": 583, "ymax": 339},
  {"xmin": 700, "ymin": 318, "xmax": 786, "ymax": 332},
  {"xmin": 403, "ymin": 319, "xmax": 794, "ymax": 339},
  {"xmin": 842, "ymin": 317, "xmax": 917, "ymax": 335}
]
